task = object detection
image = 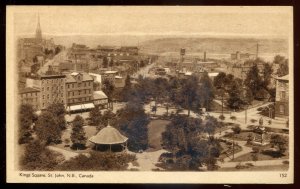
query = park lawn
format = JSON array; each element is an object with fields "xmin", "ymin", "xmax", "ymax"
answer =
[
  {"xmin": 218, "ymin": 164, "xmax": 289, "ymax": 172},
  {"xmin": 147, "ymin": 119, "xmax": 171, "ymax": 151}
]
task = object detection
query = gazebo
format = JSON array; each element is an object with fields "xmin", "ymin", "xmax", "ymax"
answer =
[{"xmin": 89, "ymin": 125, "xmax": 128, "ymax": 152}]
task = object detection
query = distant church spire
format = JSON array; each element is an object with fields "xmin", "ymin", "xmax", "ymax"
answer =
[{"xmin": 35, "ymin": 13, "xmax": 42, "ymax": 43}]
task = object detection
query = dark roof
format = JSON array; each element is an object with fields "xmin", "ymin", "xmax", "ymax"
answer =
[{"xmin": 41, "ymin": 75, "xmax": 66, "ymax": 79}]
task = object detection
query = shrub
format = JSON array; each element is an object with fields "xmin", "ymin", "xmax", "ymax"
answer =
[
  {"xmin": 57, "ymin": 152, "xmax": 136, "ymax": 171},
  {"xmin": 252, "ymin": 146, "xmax": 260, "ymax": 153},
  {"xmin": 282, "ymin": 160, "xmax": 289, "ymax": 165},
  {"xmin": 219, "ymin": 115, "xmax": 225, "ymax": 120}
]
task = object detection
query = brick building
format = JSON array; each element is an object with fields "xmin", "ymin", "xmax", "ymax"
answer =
[
  {"xmin": 65, "ymin": 72, "xmax": 94, "ymax": 111},
  {"xmin": 40, "ymin": 75, "xmax": 66, "ymax": 109},
  {"xmin": 19, "ymin": 87, "xmax": 41, "ymax": 110}
]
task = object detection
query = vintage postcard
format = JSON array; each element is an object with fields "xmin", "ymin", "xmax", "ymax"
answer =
[{"xmin": 6, "ymin": 6, "xmax": 294, "ymax": 183}]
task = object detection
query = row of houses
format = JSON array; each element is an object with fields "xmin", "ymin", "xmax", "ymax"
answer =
[{"xmin": 19, "ymin": 72, "xmax": 109, "ymax": 112}]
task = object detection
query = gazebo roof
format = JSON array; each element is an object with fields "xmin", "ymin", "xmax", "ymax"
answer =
[{"xmin": 89, "ymin": 125, "xmax": 128, "ymax": 145}]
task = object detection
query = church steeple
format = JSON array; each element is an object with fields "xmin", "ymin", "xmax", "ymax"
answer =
[{"xmin": 35, "ymin": 13, "xmax": 42, "ymax": 43}]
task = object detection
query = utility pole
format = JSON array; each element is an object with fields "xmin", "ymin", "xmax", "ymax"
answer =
[
  {"xmin": 245, "ymin": 106, "xmax": 247, "ymax": 124},
  {"xmin": 256, "ymin": 43, "xmax": 259, "ymax": 59}
]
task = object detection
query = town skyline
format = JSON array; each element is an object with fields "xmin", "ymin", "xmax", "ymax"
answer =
[{"xmin": 13, "ymin": 6, "xmax": 291, "ymax": 38}]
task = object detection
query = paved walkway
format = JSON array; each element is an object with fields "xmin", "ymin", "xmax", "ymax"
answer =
[
  {"xmin": 221, "ymin": 141, "xmax": 253, "ymax": 162},
  {"xmin": 128, "ymin": 149, "xmax": 167, "ymax": 171}
]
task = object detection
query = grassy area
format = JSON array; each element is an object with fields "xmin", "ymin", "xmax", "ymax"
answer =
[
  {"xmin": 147, "ymin": 119, "xmax": 171, "ymax": 151},
  {"xmin": 218, "ymin": 164, "xmax": 289, "ymax": 172}
]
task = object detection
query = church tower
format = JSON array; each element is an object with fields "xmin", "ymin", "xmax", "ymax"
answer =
[{"xmin": 35, "ymin": 14, "xmax": 42, "ymax": 43}]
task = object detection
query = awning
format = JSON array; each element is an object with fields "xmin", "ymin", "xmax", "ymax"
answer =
[
  {"xmin": 68, "ymin": 103, "xmax": 95, "ymax": 111},
  {"xmin": 83, "ymin": 103, "xmax": 95, "ymax": 109},
  {"xmin": 69, "ymin": 104, "xmax": 83, "ymax": 111}
]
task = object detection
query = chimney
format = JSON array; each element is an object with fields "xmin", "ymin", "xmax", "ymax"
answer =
[{"xmin": 203, "ymin": 51, "xmax": 207, "ymax": 62}]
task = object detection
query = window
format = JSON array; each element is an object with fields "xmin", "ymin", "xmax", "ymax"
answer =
[
  {"xmin": 67, "ymin": 84, "xmax": 69, "ymax": 89},
  {"xmin": 72, "ymin": 84, "xmax": 74, "ymax": 88},
  {"xmin": 42, "ymin": 87, "xmax": 44, "ymax": 91},
  {"xmin": 78, "ymin": 83, "xmax": 81, "ymax": 87},
  {"xmin": 279, "ymin": 105, "xmax": 284, "ymax": 114},
  {"xmin": 280, "ymin": 91, "xmax": 286, "ymax": 100},
  {"xmin": 47, "ymin": 94, "xmax": 49, "ymax": 99},
  {"xmin": 84, "ymin": 82, "xmax": 86, "ymax": 87},
  {"xmin": 42, "ymin": 95, "xmax": 45, "ymax": 99},
  {"xmin": 47, "ymin": 87, "xmax": 49, "ymax": 91},
  {"xmin": 61, "ymin": 86, "xmax": 63, "ymax": 89}
]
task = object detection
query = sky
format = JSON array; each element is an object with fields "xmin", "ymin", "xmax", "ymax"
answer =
[{"xmin": 9, "ymin": 6, "xmax": 292, "ymax": 38}]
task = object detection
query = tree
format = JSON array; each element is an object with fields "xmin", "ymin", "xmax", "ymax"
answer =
[
  {"xmin": 121, "ymin": 75, "xmax": 132, "ymax": 101},
  {"xmin": 58, "ymin": 151, "xmax": 136, "ymax": 171},
  {"xmin": 244, "ymin": 64, "xmax": 263, "ymax": 100},
  {"xmin": 232, "ymin": 126, "xmax": 241, "ymax": 134},
  {"xmin": 55, "ymin": 46, "xmax": 61, "ymax": 55},
  {"xmin": 70, "ymin": 115, "xmax": 87, "ymax": 150},
  {"xmin": 102, "ymin": 57, "xmax": 108, "ymax": 68},
  {"xmin": 89, "ymin": 106, "xmax": 103, "ymax": 126},
  {"xmin": 109, "ymin": 59, "xmax": 114, "ymax": 67},
  {"xmin": 273, "ymin": 55, "xmax": 289, "ymax": 77},
  {"xmin": 115, "ymin": 99, "xmax": 149, "ymax": 152},
  {"xmin": 204, "ymin": 116, "xmax": 221, "ymax": 137},
  {"xmin": 270, "ymin": 134, "xmax": 288, "ymax": 155},
  {"xmin": 227, "ymin": 78, "xmax": 244, "ymax": 110},
  {"xmin": 47, "ymin": 103, "xmax": 66, "ymax": 130},
  {"xmin": 199, "ymin": 73, "xmax": 215, "ymax": 111},
  {"xmin": 230, "ymin": 116, "xmax": 237, "ymax": 122},
  {"xmin": 20, "ymin": 140, "xmax": 64, "ymax": 170},
  {"xmin": 262, "ymin": 63, "xmax": 273, "ymax": 89},
  {"xmin": 102, "ymin": 79, "xmax": 115, "ymax": 108},
  {"xmin": 19, "ymin": 104, "xmax": 35, "ymax": 144},
  {"xmin": 180, "ymin": 75, "xmax": 202, "ymax": 116},
  {"xmin": 161, "ymin": 115, "xmax": 221, "ymax": 170},
  {"xmin": 35, "ymin": 111, "xmax": 62, "ymax": 144}
]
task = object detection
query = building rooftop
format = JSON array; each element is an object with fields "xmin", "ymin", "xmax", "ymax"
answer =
[
  {"xmin": 89, "ymin": 125, "xmax": 128, "ymax": 145},
  {"xmin": 66, "ymin": 72, "xmax": 94, "ymax": 83},
  {"xmin": 93, "ymin": 91, "xmax": 108, "ymax": 100},
  {"xmin": 19, "ymin": 87, "xmax": 40, "ymax": 94},
  {"xmin": 208, "ymin": 72, "xmax": 220, "ymax": 77},
  {"xmin": 104, "ymin": 70, "xmax": 118, "ymax": 74}
]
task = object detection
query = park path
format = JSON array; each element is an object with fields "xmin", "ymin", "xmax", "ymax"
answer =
[
  {"xmin": 128, "ymin": 149, "xmax": 167, "ymax": 171},
  {"xmin": 221, "ymin": 141, "xmax": 253, "ymax": 163},
  {"xmin": 47, "ymin": 146, "xmax": 79, "ymax": 161}
]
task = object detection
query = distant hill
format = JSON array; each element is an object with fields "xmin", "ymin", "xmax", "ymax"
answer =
[{"xmin": 139, "ymin": 37, "xmax": 288, "ymax": 56}]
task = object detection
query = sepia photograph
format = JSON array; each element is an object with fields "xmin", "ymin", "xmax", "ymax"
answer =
[{"xmin": 6, "ymin": 6, "xmax": 294, "ymax": 183}]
